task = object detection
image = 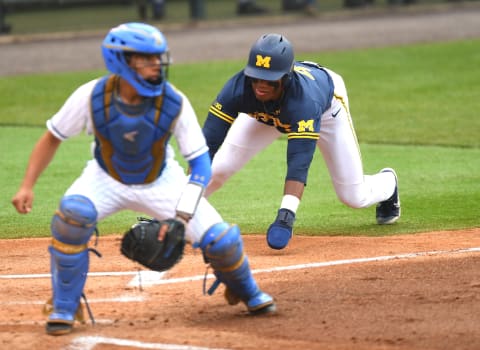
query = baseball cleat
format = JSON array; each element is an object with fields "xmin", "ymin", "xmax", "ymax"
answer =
[
  {"xmin": 376, "ymin": 168, "xmax": 400, "ymax": 225},
  {"xmin": 46, "ymin": 312, "xmax": 75, "ymax": 335},
  {"xmin": 224, "ymin": 288, "xmax": 276, "ymax": 315},
  {"xmin": 224, "ymin": 287, "xmax": 241, "ymax": 306},
  {"xmin": 246, "ymin": 291, "xmax": 276, "ymax": 315}
]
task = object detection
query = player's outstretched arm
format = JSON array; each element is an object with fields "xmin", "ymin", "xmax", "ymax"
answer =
[{"xmin": 11, "ymin": 130, "xmax": 62, "ymax": 214}]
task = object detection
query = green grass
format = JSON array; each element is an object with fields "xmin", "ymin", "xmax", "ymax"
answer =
[
  {"xmin": 1, "ymin": 38, "xmax": 479, "ymax": 238},
  {"xmin": 3, "ymin": 39, "xmax": 479, "ymax": 147}
]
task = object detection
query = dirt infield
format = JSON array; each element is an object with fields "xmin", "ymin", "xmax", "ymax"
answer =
[{"xmin": 1, "ymin": 228, "xmax": 479, "ymax": 350}]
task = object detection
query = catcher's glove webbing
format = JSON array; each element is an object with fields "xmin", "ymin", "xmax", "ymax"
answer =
[{"xmin": 121, "ymin": 218, "xmax": 185, "ymax": 272}]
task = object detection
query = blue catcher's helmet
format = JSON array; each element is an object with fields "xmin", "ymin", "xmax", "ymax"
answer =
[
  {"xmin": 102, "ymin": 22, "xmax": 170, "ymax": 97},
  {"xmin": 244, "ymin": 33, "xmax": 294, "ymax": 82}
]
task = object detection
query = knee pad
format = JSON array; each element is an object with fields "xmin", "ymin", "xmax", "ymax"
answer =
[
  {"xmin": 199, "ymin": 222, "xmax": 243, "ymax": 269},
  {"xmin": 51, "ymin": 194, "xmax": 97, "ymax": 247}
]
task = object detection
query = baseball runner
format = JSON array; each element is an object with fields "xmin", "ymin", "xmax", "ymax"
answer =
[
  {"xmin": 202, "ymin": 33, "xmax": 400, "ymax": 250},
  {"xmin": 11, "ymin": 23, "xmax": 275, "ymax": 336}
]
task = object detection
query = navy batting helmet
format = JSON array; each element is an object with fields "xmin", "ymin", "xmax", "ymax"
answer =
[
  {"xmin": 102, "ymin": 22, "xmax": 170, "ymax": 97},
  {"xmin": 244, "ymin": 33, "xmax": 294, "ymax": 81}
]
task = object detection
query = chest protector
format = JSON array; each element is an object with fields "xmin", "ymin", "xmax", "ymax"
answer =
[{"xmin": 91, "ymin": 75, "xmax": 182, "ymax": 184}]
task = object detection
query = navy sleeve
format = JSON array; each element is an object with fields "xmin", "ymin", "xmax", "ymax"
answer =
[
  {"xmin": 285, "ymin": 138, "xmax": 317, "ymax": 185},
  {"xmin": 202, "ymin": 72, "xmax": 245, "ymax": 160},
  {"xmin": 202, "ymin": 113, "xmax": 231, "ymax": 160}
]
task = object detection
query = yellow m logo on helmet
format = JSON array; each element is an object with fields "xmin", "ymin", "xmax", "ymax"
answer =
[{"xmin": 256, "ymin": 55, "xmax": 272, "ymax": 68}]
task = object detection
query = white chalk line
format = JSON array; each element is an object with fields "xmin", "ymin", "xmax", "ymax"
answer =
[
  {"xmin": 65, "ymin": 336, "xmax": 231, "ymax": 350},
  {"xmin": 2, "ymin": 247, "xmax": 479, "ymax": 286},
  {"xmin": 0, "ymin": 246, "xmax": 477, "ymax": 307},
  {"xmin": 132, "ymin": 246, "xmax": 480, "ymax": 287},
  {"xmin": 127, "ymin": 270, "xmax": 167, "ymax": 287},
  {"xmin": 0, "ymin": 319, "xmax": 115, "ymax": 326}
]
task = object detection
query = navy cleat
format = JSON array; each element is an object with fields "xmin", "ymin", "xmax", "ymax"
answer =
[{"xmin": 376, "ymin": 168, "xmax": 401, "ymax": 225}]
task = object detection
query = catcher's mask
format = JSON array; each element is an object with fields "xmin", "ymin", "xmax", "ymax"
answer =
[
  {"xmin": 101, "ymin": 22, "xmax": 171, "ymax": 97},
  {"xmin": 244, "ymin": 33, "xmax": 294, "ymax": 83}
]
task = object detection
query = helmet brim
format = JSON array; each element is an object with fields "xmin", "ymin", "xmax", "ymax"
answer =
[{"xmin": 244, "ymin": 66, "xmax": 285, "ymax": 82}]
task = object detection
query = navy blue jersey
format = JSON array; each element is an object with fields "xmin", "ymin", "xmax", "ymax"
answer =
[{"xmin": 203, "ymin": 61, "xmax": 335, "ymax": 184}]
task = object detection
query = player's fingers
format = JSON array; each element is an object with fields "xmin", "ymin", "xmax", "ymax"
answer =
[
  {"xmin": 11, "ymin": 193, "xmax": 33, "ymax": 214},
  {"xmin": 11, "ymin": 198, "xmax": 24, "ymax": 213},
  {"xmin": 23, "ymin": 199, "xmax": 32, "ymax": 213},
  {"xmin": 158, "ymin": 223, "xmax": 168, "ymax": 241}
]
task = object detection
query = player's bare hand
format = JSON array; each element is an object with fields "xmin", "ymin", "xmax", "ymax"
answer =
[
  {"xmin": 158, "ymin": 222, "xmax": 168, "ymax": 241},
  {"xmin": 11, "ymin": 188, "xmax": 34, "ymax": 214}
]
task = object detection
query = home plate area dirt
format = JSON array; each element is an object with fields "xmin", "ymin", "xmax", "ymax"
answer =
[{"xmin": 0, "ymin": 228, "xmax": 479, "ymax": 350}]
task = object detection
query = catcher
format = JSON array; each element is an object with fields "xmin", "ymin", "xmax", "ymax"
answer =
[{"xmin": 11, "ymin": 22, "xmax": 275, "ymax": 336}]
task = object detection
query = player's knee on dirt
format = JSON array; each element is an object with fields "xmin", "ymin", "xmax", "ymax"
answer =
[
  {"xmin": 199, "ymin": 222, "xmax": 259, "ymax": 301},
  {"xmin": 51, "ymin": 194, "xmax": 98, "ymax": 246}
]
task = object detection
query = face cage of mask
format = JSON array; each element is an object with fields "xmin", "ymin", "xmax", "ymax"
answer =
[{"xmin": 124, "ymin": 51, "xmax": 171, "ymax": 87}]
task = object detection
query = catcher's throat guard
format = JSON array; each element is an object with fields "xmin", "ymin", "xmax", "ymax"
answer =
[{"xmin": 121, "ymin": 218, "xmax": 185, "ymax": 272}]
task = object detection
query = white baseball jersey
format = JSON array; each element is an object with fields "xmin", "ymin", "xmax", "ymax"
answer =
[{"xmin": 47, "ymin": 78, "xmax": 222, "ymax": 243}]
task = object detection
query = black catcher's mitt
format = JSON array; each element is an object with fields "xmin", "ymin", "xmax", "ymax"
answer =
[{"xmin": 121, "ymin": 218, "xmax": 185, "ymax": 272}]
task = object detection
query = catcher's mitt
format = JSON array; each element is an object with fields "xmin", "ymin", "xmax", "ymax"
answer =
[{"xmin": 121, "ymin": 218, "xmax": 185, "ymax": 272}]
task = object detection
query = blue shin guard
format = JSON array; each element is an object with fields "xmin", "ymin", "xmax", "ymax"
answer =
[
  {"xmin": 48, "ymin": 248, "xmax": 89, "ymax": 327},
  {"xmin": 199, "ymin": 223, "xmax": 275, "ymax": 314},
  {"xmin": 46, "ymin": 195, "xmax": 97, "ymax": 335}
]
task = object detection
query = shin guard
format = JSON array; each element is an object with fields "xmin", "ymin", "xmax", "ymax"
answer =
[
  {"xmin": 48, "ymin": 247, "xmax": 89, "ymax": 323},
  {"xmin": 199, "ymin": 223, "xmax": 275, "ymax": 313},
  {"xmin": 46, "ymin": 195, "xmax": 97, "ymax": 332}
]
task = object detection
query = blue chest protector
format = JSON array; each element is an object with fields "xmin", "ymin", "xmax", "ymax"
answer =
[{"xmin": 91, "ymin": 75, "xmax": 182, "ymax": 184}]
